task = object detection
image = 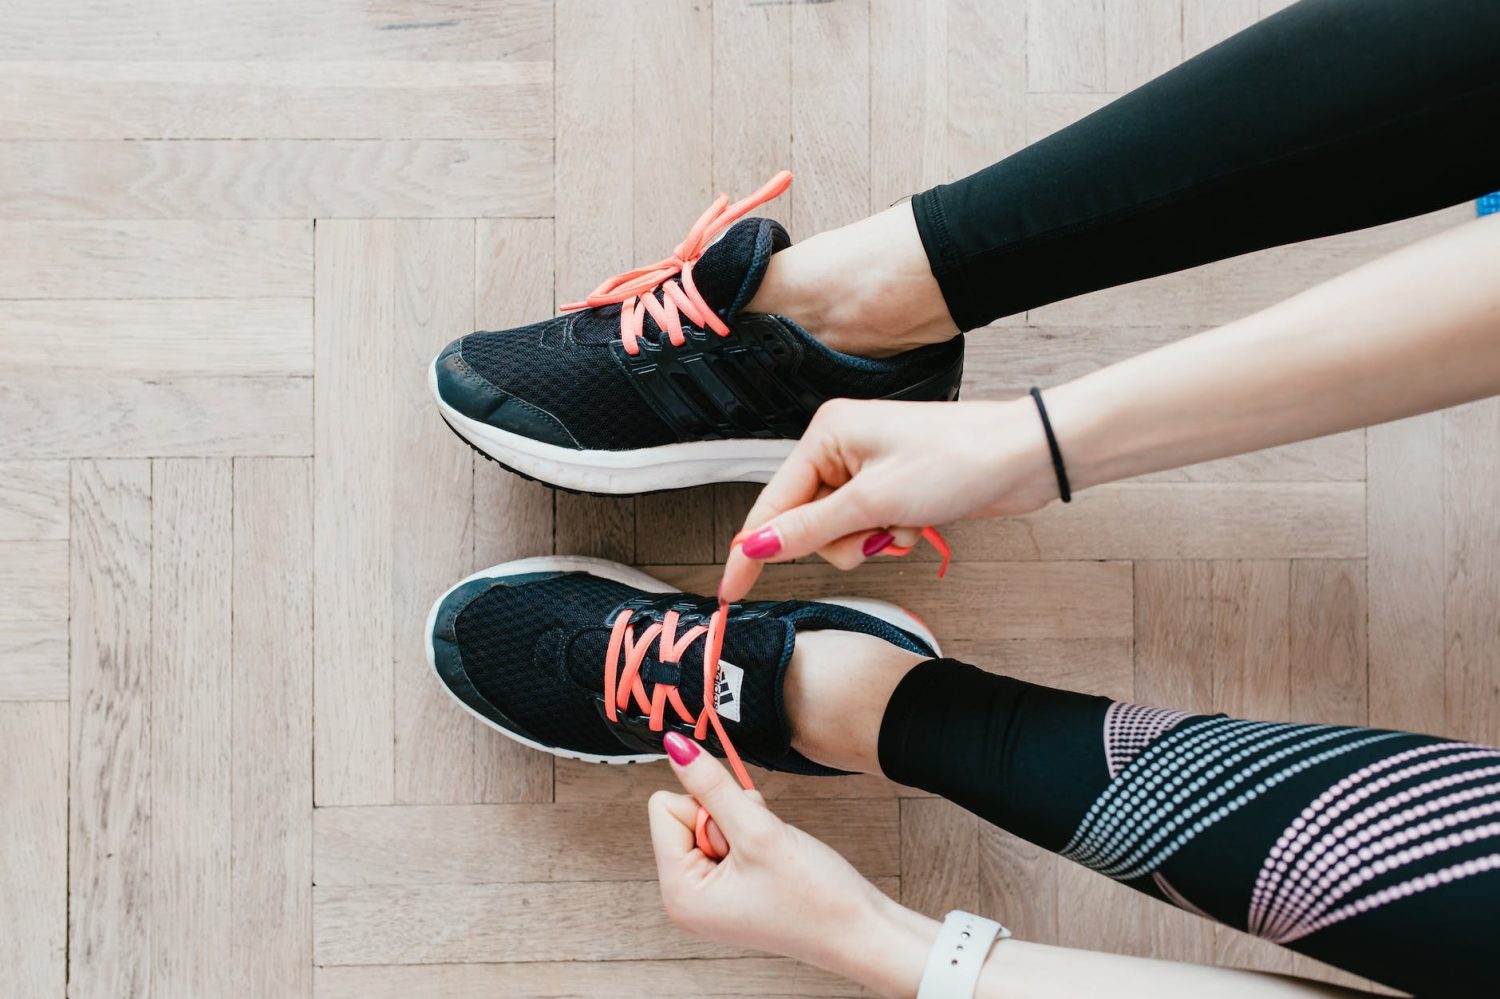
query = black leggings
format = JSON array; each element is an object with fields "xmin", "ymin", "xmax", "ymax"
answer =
[
  {"xmin": 912, "ymin": 0, "xmax": 1500, "ymax": 330},
  {"xmin": 880, "ymin": 659, "xmax": 1500, "ymax": 997}
]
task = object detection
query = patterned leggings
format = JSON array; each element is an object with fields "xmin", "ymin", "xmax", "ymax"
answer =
[{"xmin": 879, "ymin": 658, "xmax": 1500, "ymax": 997}]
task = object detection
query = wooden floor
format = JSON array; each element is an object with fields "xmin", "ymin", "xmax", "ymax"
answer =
[{"xmin": 2, "ymin": 1, "xmax": 1493, "ymax": 996}]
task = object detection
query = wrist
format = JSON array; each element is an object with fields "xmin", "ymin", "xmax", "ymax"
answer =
[
  {"xmin": 815, "ymin": 893, "xmax": 939, "ymax": 998},
  {"xmin": 970, "ymin": 398, "xmax": 1063, "ymax": 514},
  {"xmin": 1034, "ymin": 377, "xmax": 1130, "ymax": 493}
]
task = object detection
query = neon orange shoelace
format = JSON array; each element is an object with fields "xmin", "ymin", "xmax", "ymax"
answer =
[
  {"xmin": 602, "ymin": 604, "xmax": 751, "ymax": 858},
  {"xmin": 608, "ymin": 528, "xmax": 951, "ymax": 860},
  {"xmin": 561, "ymin": 171, "xmax": 794, "ymax": 357},
  {"xmin": 886, "ymin": 525, "xmax": 952, "ymax": 576}
]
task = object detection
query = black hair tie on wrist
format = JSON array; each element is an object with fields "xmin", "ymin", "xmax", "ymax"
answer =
[{"xmin": 1028, "ymin": 387, "xmax": 1071, "ymax": 503}]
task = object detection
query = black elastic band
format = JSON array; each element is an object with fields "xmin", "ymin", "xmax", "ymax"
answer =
[{"xmin": 1028, "ymin": 387, "xmax": 1071, "ymax": 503}]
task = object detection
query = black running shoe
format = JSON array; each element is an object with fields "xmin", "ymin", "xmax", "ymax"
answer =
[
  {"xmin": 425, "ymin": 556, "xmax": 940, "ymax": 773},
  {"xmin": 430, "ymin": 172, "xmax": 965, "ymax": 494}
]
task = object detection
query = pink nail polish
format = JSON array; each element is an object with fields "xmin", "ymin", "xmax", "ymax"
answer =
[
  {"xmin": 739, "ymin": 526, "xmax": 782, "ymax": 560},
  {"xmin": 862, "ymin": 532, "xmax": 895, "ymax": 557},
  {"xmin": 664, "ymin": 731, "xmax": 700, "ymax": 765}
]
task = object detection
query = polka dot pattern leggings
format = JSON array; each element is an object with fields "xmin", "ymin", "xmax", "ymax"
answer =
[{"xmin": 879, "ymin": 658, "xmax": 1500, "ymax": 996}]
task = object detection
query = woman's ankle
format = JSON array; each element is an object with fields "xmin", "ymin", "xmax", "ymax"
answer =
[
  {"xmin": 783, "ymin": 629, "xmax": 925, "ymax": 774},
  {"xmin": 748, "ymin": 201, "xmax": 961, "ymax": 358}
]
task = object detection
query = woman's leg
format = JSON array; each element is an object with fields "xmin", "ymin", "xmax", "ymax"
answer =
[
  {"xmin": 783, "ymin": 634, "xmax": 1500, "ymax": 997},
  {"xmin": 751, "ymin": 0, "xmax": 1500, "ymax": 356}
]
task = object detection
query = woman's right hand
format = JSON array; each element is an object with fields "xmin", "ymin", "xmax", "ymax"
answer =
[{"xmin": 719, "ymin": 396, "xmax": 1060, "ymax": 603}]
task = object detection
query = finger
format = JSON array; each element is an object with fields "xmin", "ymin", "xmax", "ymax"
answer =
[
  {"xmin": 886, "ymin": 526, "xmax": 923, "ymax": 552},
  {"xmin": 737, "ymin": 432, "xmax": 840, "ymax": 542},
  {"xmin": 647, "ymin": 789, "xmax": 698, "ymax": 874},
  {"xmin": 663, "ymin": 732, "xmax": 769, "ymax": 840}
]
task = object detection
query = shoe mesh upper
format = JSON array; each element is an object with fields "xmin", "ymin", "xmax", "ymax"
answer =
[
  {"xmin": 458, "ymin": 316, "xmax": 674, "ymax": 450},
  {"xmin": 453, "ymin": 573, "xmax": 645, "ymax": 756}
]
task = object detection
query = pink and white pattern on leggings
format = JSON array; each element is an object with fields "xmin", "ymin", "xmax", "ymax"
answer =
[
  {"xmin": 1103, "ymin": 701, "xmax": 1193, "ymax": 778},
  {"xmin": 1248, "ymin": 741, "xmax": 1500, "ymax": 943}
]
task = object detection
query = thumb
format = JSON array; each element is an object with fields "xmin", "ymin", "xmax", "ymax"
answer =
[{"xmin": 663, "ymin": 731, "xmax": 768, "ymax": 842}]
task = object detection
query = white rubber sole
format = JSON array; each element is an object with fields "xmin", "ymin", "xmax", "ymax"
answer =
[
  {"xmin": 424, "ymin": 555, "xmax": 941, "ymax": 766},
  {"xmin": 430, "ymin": 361, "xmax": 797, "ymax": 493}
]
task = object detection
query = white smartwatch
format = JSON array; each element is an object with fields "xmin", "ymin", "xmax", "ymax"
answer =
[{"xmin": 916, "ymin": 910, "xmax": 1011, "ymax": 998}]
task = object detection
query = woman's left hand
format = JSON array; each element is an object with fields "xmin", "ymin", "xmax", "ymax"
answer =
[{"xmin": 647, "ymin": 732, "xmax": 928, "ymax": 987}]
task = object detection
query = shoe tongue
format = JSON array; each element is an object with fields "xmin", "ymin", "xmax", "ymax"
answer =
[
  {"xmin": 689, "ymin": 217, "xmax": 789, "ymax": 318},
  {"xmin": 564, "ymin": 612, "xmax": 796, "ymax": 759}
]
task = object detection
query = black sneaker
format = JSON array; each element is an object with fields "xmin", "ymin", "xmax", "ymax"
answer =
[
  {"xmin": 430, "ymin": 172, "xmax": 964, "ymax": 494},
  {"xmin": 424, "ymin": 556, "xmax": 940, "ymax": 773}
]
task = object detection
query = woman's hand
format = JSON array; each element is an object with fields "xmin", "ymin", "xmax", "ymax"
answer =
[
  {"xmin": 719, "ymin": 396, "xmax": 1059, "ymax": 603},
  {"xmin": 648, "ymin": 732, "xmax": 933, "ymax": 993}
]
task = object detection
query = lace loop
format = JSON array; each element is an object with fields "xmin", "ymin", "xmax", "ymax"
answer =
[{"xmin": 561, "ymin": 171, "xmax": 793, "ymax": 356}]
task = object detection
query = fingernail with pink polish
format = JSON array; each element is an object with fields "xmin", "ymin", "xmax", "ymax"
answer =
[
  {"xmin": 739, "ymin": 526, "xmax": 782, "ymax": 560},
  {"xmin": 862, "ymin": 532, "xmax": 895, "ymax": 557},
  {"xmin": 664, "ymin": 731, "xmax": 700, "ymax": 765}
]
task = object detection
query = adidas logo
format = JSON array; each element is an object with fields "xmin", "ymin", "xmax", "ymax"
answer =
[{"xmin": 713, "ymin": 660, "xmax": 744, "ymax": 722}]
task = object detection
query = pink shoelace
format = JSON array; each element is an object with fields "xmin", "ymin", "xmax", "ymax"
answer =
[{"xmin": 561, "ymin": 171, "xmax": 794, "ymax": 356}]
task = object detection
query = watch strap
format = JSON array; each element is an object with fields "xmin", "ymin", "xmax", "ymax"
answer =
[{"xmin": 916, "ymin": 910, "xmax": 1010, "ymax": 999}]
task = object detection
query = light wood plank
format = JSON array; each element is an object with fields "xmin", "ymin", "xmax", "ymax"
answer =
[
  {"xmin": 900, "ymin": 798, "xmax": 980, "ymax": 919},
  {"xmin": 1055, "ymin": 862, "xmax": 1152, "ymax": 958},
  {"xmin": 1182, "ymin": 0, "xmax": 1261, "ymax": 57},
  {"xmin": 315, "ymin": 800, "xmax": 898, "ymax": 885},
  {"xmin": 472, "ymin": 217, "xmax": 557, "ymax": 804},
  {"xmin": 0, "ymin": 140, "xmax": 551, "ymax": 220},
  {"xmin": 1135, "ymin": 560, "xmax": 1215, "ymax": 713},
  {"xmin": 1105, "ymin": 0, "xmax": 1182, "ymax": 91},
  {"xmin": 0, "ymin": 619, "xmax": 68, "ymax": 701},
  {"xmin": 947, "ymin": 0, "xmax": 1029, "ymax": 175},
  {"xmin": 871, "ymin": 0, "xmax": 949, "ymax": 206},
  {"xmin": 0, "ymin": 61, "xmax": 550, "ymax": 140},
  {"xmin": 646, "ymin": 561, "xmax": 1135, "ymax": 641},
  {"xmin": 979, "ymin": 824, "xmax": 1059, "ymax": 945},
  {"xmin": 314, "ymin": 959, "xmax": 864, "ymax": 998},
  {"xmin": 956, "ymin": 637, "xmax": 1134, "ymax": 702},
  {"xmin": 0, "ymin": 220, "xmax": 309, "ymax": 299},
  {"xmin": 0, "ymin": 460, "xmax": 68, "ymax": 539},
  {"xmin": 1444, "ymin": 398, "xmax": 1500, "ymax": 746},
  {"xmin": 0, "ymin": 376, "xmax": 312, "ymax": 458},
  {"xmin": 392, "ymin": 220, "xmax": 480, "ymax": 805},
  {"xmin": 69, "ymin": 459, "xmax": 152, "ymax": 997},
  {"xmin": 232, "ymin": 458, "xmax": 314, "ymax": 997},
  {"xmin": 791, "ymin": 0, "xmax": 870, "ymax": 232},
  {"xmin": 316, "ymin": 877, "xmax": 900, "ymax": 965},
  {"xmin": 314, "ymin": 220, "xmax": 395, "ymax": 805},
  {"xmin": 0, "ymin": 0, "xmax": 553, "ymax": 61},
  {"xmin": 1027, "ymin": 0, "xmax": 1107, "ymax": 93},
  {"xmin": 713, "ymin": 0, "xmax": 792, "ymax": 225},
  {"xmin": 150, "ymin": 458, "xmax": 234, "ymax": 996},
  {"xmin": 938, "ymin": 482, "xmax": 1364, "ymax": 561},
  {"xmin": 0, "ymin": 701, "xmax": 68, "ymax": 997},
  {"xmin": 1209, "ymin": 561, "xmax": 1291, "ymax": 721},
  {"xmin": 555, "ymin": 0, "xmax": 633, "ymax": 306},
  {"xmin": 2, "ymin": 298, "xmax": 310, "ymax": 376},
  {"xmin": 1288, "ymin": 560, "xmax": 1368, "ymax": 727},
  {"xmin": 1368, "ymin": 414, "xmax": 1445, "ymax": 734},
  {"xmin": 0, "ymin": 540, "xmax": 67, "ymax": 621}
]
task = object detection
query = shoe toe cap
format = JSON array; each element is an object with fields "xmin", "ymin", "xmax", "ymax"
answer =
[{"xmin": 432, "ymin": 334, "xmax": 580, "ymax": 449}]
